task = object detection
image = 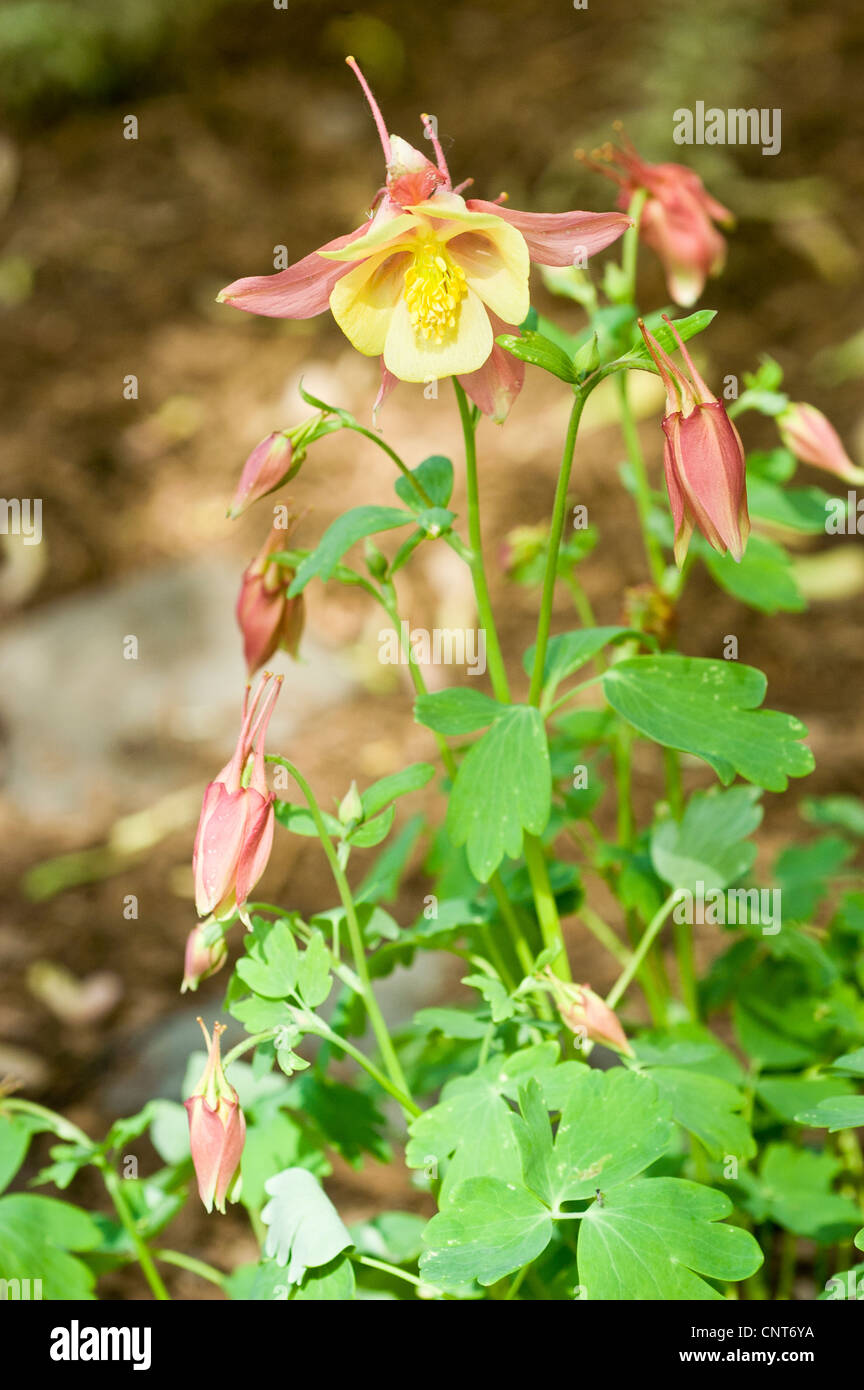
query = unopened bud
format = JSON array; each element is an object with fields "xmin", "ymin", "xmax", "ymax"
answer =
[
  {"xmin": 338, "ymin": 780, "xmax": 364, "ymax": 827},
  {"xmin": 181, "ymin": 921, "xmax": 228, "ymax": 993}
]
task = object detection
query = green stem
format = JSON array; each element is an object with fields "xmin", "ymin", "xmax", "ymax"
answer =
[
  {"xmin": 528, "ymin": 392, "xmax": 585, "ymax": 707},
  {"xmin": 674, "ymin": 915, "xmax": 699, "ymax": 1019},
  {"xmin": 776, "ymin": 1230, "xmax": 798, "ymax": 1301},
  {"xmin": 504, "ymin": 1263, "xmax": 530, "ymax": 1300},
  {"xmin": 346, "ymin": 422, "xmax": 436, "ymax": 508},
  {"xmin": 154, "ymin": 1248, "xmax": 228, "ymax": 1290},
  {"xmin": 0, "ymin": 1097, "xmax": 92, "ymax": 1148},
  {"xmin": 607, "ymin": 891, "xmax": 679, "ymax": 1010},
  {"xmin": 305, "ymin": 1015, "xmax": 420, "ymax": 1117},
  {"xmin": 518, "ymin": 392, "xmax": 588, "ymax": 987},
  {"xmin": 378, "ymin": 581, "xmax": 530, "ymax": 996},
  {"xmin": 664, "ymin": 746, "xmax": 684, "ymax": 816},
  {"xmin": 266, "ymin": 757, "xmax": 413, "ymax": 1110},
  {"xmin": 579, "ymin": 905, "xmax": 630, "ymax": 966},
  {"xmin": 523, "ymin": 834, "xmax": 571, "ymax": 981},
  {"xmin": 102, "ymin": 1166, "xmax": 171, "ymax": 1301},
  {"xmin": 614, "ymin": 723, "xmax": 635, "ymax": 847},
  {"xmin": 617, "ymin": 373, "xmax": 666, "ymax": 587},
  {"xmin": 453, "ymin": 379, "xmax": 510, "ymax": 703},
  {"xmin": 562, "ymin": 572, "xmax": 597, "ymax": 628},
  {"xmin": 353, "ymin": 1254, "xmax": 439, "ymax": 1293}
]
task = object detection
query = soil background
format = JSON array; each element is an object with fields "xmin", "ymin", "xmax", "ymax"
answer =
[{"xmin": 0, "ymin": 0, "xmax": 862, "ymax": 1297}]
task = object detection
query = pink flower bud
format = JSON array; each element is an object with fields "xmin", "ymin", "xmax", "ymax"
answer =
[
  {"xmin": 640, "ymin": 317, "xmax": 749, "ymax": 566},
  {"xmin": 546, "ymin": 971, "xmax": 633, "ymax": 1055},
  {"xmin": 229, "ymin": 432, "xmax": 296, "ymax": 518},
  {"xmin": 236, "ymin": 519, "xmax": 305, "ymax": 675},
  {"xmin": 778, "ymin": 403, "xmax": 864, "ymax": 484},
  {"xmin": 192, "ymin": 672, "xmax": 281, "ymax": 924},
  {"xmin": 181, "ymin": 921, "xmax": 228, "ymax": 994},
  {"xmin": 184, "ymin": 1020, "xmax": 246, "ymax": 1213}
]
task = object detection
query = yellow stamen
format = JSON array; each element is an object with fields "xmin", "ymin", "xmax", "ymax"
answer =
[{"xmin": 403, "ymin": 237, "xmax": 467, "ymax": 345}]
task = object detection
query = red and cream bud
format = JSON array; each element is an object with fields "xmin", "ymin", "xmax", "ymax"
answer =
[
  {"xmin": 236, "ymin": 518, "xmax": 305, "ymax": 676},
  {"xmin": 778, "ymin": 403, "xmax": 864, "ymax": 484},
  {"xmin": 229, "ymin": 432, "xmax": 296, "ymax": 519},
  {"xmin": 640, "ymin": 317, "xmax": 749, "ymax": 566},
  {"xmin": 545, "ymin": 970, "xmax": 632, "ymax": 1055},
  {"xmin": 184, "ymin": 1019, "xmax": 246, "ymax": 1214},
  {"xmin": 192, "ymin": 672, "xmax": 281, "ymax": 925},
  {"xmin": 181, "ymin": 921, "xmax": 228, "ymax": 994}
]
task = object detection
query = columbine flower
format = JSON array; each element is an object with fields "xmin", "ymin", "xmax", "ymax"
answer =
[
  {"xmin": 236, "ymin": 517, "xmax": 305, "ymax": 675},
  {"xmin": 640, "ymin": 316, "xmax": 749, "ymax": 566},
  {"xmin": 218, "ymin": 58, "xmax": 630, "ymax": 421},
  {"xmin": 181, "ymin": 921, "xmax": 228, "ymax": 994},
  {"xmin": 192, "ymin": 672, "xmax": 281, "ymax": 925},
  {"xmin": 778, "ymin": 403, "xmax": 864, "ymax": 484},
  {"xmin": 582, "ymin": 130, "xmax": 733, "ymax": 306},
  {"xmin": 184, "ymin": 1019, "xmax": 246, "ymax": 1213}
]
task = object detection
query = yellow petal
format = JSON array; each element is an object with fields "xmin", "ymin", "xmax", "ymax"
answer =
[
  {"xmin": 383, "ymin": 287, "xmax": 493, "ymax": 382},
  {"xmin": 449, "ymin": 219, "xmax": 530, "ymax": 326},
  {"xmin": 329, "ymin": 250, "xmax": 410, "ymax": 356},
  {"xmin": 319, "ymin": 211, "xmax": 418, "ymax": 261}
]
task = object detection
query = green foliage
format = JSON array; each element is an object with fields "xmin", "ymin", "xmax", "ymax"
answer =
[{"xmin": 603, "ymin": 656, "xmax": 814, "ymax": 790}]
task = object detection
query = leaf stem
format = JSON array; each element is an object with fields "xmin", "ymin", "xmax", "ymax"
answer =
[
  {"xmin": 528, "ymin": 392, "xmax": 585, "ymax": 707},
  {"xmin": 154, "ymin": 1248, "xmax": 228, "ymax": 1290},
  {"xmin": 102, "ymin": 1166, "xmax": 171, "ymax": 1301},
  {"xmin": 606, "ymin": 890, "xmax": 679, "ymax": 1010},
  {"xmin": 353, "ymin": 1254, "xmax": 440, "ymax": 1292}
]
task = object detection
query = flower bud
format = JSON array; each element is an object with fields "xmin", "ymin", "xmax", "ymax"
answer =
[
  {"xmin": 236, "ymin": 519, "xmax": 305, "ymax": 676},
  {"xmin": 640, "ymin": 317, "xmax": 749, "ymax": 566},
  {"xmin": 229, "ymin": 432, "xmax": 298, "ymax": 518},
  {"xmin": 582, "ymin": 135, "xmax": 733, "ymax": 307},
  {"xmin": 545, "ymin": 970, "xmax": 632, "ymax": 1055},
  {"xmin": 193, "ymin": 672, "xmax": 281, "ymax": 925},
  {"xmin": 181, "ymin": 920, "xmax": 228, "ymax": 994},
  {"xmin": 338, "ymin": 780, "xmax": 364, "ymax": 827},
  {"xmin": 778, "ymin": 403, "xmax": 864, "ymax": 484},
  {"xmin": 184, "ymin": 1019, "xmax": 246, "ymax": 1213}
]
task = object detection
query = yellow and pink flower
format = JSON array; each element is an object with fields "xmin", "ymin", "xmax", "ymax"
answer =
[{"xmin": 218, "ymin": 59, "xmax": 630, "ymax": 421}]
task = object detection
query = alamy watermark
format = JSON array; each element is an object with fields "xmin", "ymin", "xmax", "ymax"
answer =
[
  {"xmin": 0, "ymin": 498, "xmax": 42, "ymax": 545},
  {"xmin": 672, "ymin": 883, "xmax": 781, "ymax": 936},
  {"xmin": 673, "ymin": 103, "xmax": 781, "ymax": 157},
  {"xmin": 825, "ymin": 492, "xmax": 864, "ymax": 534},
  {"xmin": 379, "ymin": 622, "xmax": 487, "ymax": 676}
]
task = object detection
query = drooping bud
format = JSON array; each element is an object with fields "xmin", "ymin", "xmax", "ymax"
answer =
[
  {"xmin": 229, "ymin": 432, "xmax": 298, "ymax": 518},
  {"xmin": 582, "ymin": 133, "xmax": 733, "ymax": 307},
  {"xmin": 544, "ymin": 969, "xmax": 633, "ymax": 1055},
  {"xmin": 236, "ymin": 517, "xmax": 305, "ymax": 675},
  {"xmin": 184, "ymin": 1019, "xmax": 246, "ymax": 1213},
  {"xmin": 639, "ymin": 317, "xmax": 749, "ymax": 566},
  {"xmin": 778, "ymin": 403, "xmax": 864, "ymax": 484},
  {"xmin": 192, "ymin": 672, "xmax": 282, "ymax": 925},
  {"xmin": 181, "ymin": 920, "xmax": 228, "ymax": 994}
]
